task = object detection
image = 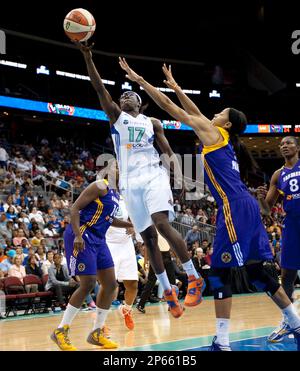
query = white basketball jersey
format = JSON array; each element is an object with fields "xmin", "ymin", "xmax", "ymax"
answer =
[
  {"xmin": 111, "ymin": 112, "xmax": 161, "ymax": 186},
  {"xmin": 106, "ymin": 195, "xmax": 131, "ymax": 244}
]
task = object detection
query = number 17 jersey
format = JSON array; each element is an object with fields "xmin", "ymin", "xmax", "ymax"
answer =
[
  {"xmin": 277, "ymin": 159, "xmax": 300, "ymax": 216},
  {"xmin": 111, "ymin": 112, "xmax": 160, "ymax": 182}
]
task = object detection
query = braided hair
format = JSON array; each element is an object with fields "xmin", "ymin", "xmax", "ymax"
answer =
[{"xmin": 228, "ymin": 108, "xmax": 258, "ymax": 180}]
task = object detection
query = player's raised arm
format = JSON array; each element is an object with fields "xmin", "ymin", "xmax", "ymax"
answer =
[
  {"xmin": 118, "ymin": 58, "xmax": 220, "ymax": 145},
  {"xmin": 75, "ymin": 41, "xmax": 121, "ymax": 123},
  {"xmin": 162, "ymin": 64, "xmax": 204, "ymax": 118}
]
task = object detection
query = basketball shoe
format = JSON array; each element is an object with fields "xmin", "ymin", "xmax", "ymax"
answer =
[
  {"xmin": 163, "ymin": 285, "xmax": 184, "ymax": 318},
  {"xmin": 184, "ymin": 275, "xmax": 206, "ymax": 307},
  {"xmin": 210, "ymin": 336, "xmax": 232, "ymax": 351},
  {"xmin": 50, "ymin": 325, "xmax": 77, "ymax": 351},
  {"xmin": 267, "ymin": 321, "xmax": 293, "ymax": 343},
  {"xmin": 119, "ymin": 304, "xmax": 134, "ymax": 330},
  {"xmin": 87, "ymin": 327, "xmax": 118, "ymax": 349}
]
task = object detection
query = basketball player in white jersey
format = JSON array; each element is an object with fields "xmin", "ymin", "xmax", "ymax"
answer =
[
  {"xmin": 100, "ymin": 160, "xmax": 139, "ymax": 331},
  {"xmin": 75, "ymin": 41, "xmax": 205, "ymax": 318}
]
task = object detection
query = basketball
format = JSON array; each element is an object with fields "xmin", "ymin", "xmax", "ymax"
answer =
[{"xmin": 63, "ymin": 8, "xmax": 96, "ymax": 42}]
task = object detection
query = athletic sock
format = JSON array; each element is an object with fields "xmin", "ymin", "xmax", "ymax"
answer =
[
  {"xmin": 156, "ymin": 271, "xmax": 172, "ymax": 292},
  {"xmin": 282, "ymin": 304, "xmax": 300, "ymax": 329},
  {"xmin": 216, "ymin": 318, "xmax": 230, "ymax": 346},
  {"xmin": 182, "ymin": 259, "xmax": 200, "ymax": 279},
  {"xmin": 124, "ymin": 302, "xmax": 132, "ymax": 310},
  {"xmin": 93, "ymin": 307, "xmax": 109, "ymax": 331},
  {"xmin": 58, "ymin": 304, "xmax": 80, "ymax": 328}
]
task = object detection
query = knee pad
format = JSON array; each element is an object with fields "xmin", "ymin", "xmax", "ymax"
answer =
[
  {"xmin": 208, "ymin": 268, "xmax": 232, "ymax": 300},
  {"xmin": 246, "ymin": 263, "xmax": 280, "ymax": 297}
]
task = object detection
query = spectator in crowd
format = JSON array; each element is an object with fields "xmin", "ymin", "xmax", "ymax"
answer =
[
  {"xmin": 29, "ymin": 207, "xmax": 45, "ymax": 224},
  {"xmin": 22, "ymin": 246, "xmax": 35, "ymax": 266},
  {"xmin": 184, "ymin": 225, "xmax": 201, "ymax": 249},
  {"xmin": 6, "ymin": 205, "xmax": 17, "ymax": 220},
  {"xmin": 204, "ymin": 246, "xmax": 213, "ymax": 266},
  {"xmin": 15, "ymin": 246, "xmax": 27, "ymax": 264},
  {"xmin": 35, "ymin": 245, "xmax": 47, "ymax": 265},
  {"xmin": 195, "ymin": 208, "xmax": 208, "ymax": 224},
  {"xmin": 200, "ymin": 239, "xmax": 209, "ymax": 252},
  {"xmin": 8, "ymin": 256, "xmax": 38, "ymax": 293},
  {"xmin": 13, "ymin": 228, "xmax": 29, "ymax": 247},
  {"xmin": 192, "ymin": 248, "xmax": 207, "ymax": 275},
  {"xmin": 30, "ymin": 230, "xmax": 44, "ymax": 248},
  {"xmin": 0, "ymin": 145, "xmax": 9, "ymax": 169},
  {"xmin": 25, "ymin": 255, "xmax": 43, "ymax": 278},
  {"xmin": 0, "ymin": 249, "xmax": 16, "ymax": 276},
  {"xmin": 45, "ymin": 253, "xmax": 79, "ymax": 309},
  {"xmin": 0, "ymin": 246, "xmax": 7, "ymax": 263},
  {"xmin": 42, "ymin": 250, "xmax": 54, "ymax": 275},
  {"xmin": 180, "ymin": 208, "xmax": 195, "ymax": 225},
  {"xmin": 43, "ymin": 223, "xmax": 59, "ymax": 238}
]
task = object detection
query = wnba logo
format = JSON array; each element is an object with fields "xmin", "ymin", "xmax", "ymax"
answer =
[{"xmin": 0, "ymin": 30, "xmax": 6, "ymax": 54}]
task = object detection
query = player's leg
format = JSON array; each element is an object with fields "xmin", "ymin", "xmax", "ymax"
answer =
[
  {"xmin": 208, "ymin": 268, "xmax": 233, "ymax": 351},
  {"xmin": 51, "ymin": 227, "xmax": 97, "ymax": 351},
  {"xmin": 141, "ymin": 225, "xmax": 183, "ymax": 318},
  {"xmin": 152, "ymin": 211, "xmax": 205, "ymax": 307},
  {"xmin": 50, "ymin": 275, "xmax": 96, "ymax": 351},
  {"xmin": 119, "ymin": 280, "xmax": 138, "ymax": 330},
  {"xmin": 136, "ymin": 264, "xmax": 158, "ymax": 313},
  {"xmin": 245, "ymin": 262, "xmax": 300, "ymax": 350},
  {"xmin": 87, "ymin": 242, "xmax": 118, "ymax": 348}
]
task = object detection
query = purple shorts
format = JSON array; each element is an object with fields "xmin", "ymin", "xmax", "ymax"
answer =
[{"xmin": 64, "ymin": 225, "xmax": 114, "ymax": 276}]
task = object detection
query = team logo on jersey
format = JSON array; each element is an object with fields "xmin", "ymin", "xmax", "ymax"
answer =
[
  {"xmin": 78, "ymin": 263, "xmax": 85, "ymax": 272},
  {"xmin": 168, "ymin": 199, "xmax": 173, "ymax": 206},
  {"xmin": 123, "ymin": 120, "xmax": 129, "ymax": 125},
  {"xmin": 127, "ymin": 144, "xmax": 132, "ymax": 149},
  {"xmin": 221, "ymin": 252, "xmax": 232, "ymax": 263},
  {"xmin": 287, "ymin": 195, "xmax": 293, "ymax": 200}
]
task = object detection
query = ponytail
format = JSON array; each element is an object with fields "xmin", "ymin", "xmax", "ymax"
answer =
[{"xmin": 228, "ymin": 108, "xmax": 258, "ymax": 181}]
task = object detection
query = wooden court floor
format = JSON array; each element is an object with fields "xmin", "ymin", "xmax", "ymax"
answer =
[{"xmin": 1, "ymin": 292, "xmax": 299, "ymax": 351}]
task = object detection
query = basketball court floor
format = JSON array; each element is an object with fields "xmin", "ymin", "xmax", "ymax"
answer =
[{"xmin": 1, "ymin": 291, "xmax": 299, "ymax": 351}]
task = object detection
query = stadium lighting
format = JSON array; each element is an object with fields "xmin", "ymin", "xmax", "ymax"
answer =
[
  {"xmin": 37, "ymin": 65, "xmax": 50, "ymax": 75},
  {"xmin": 0, "ymin": 59, "xmax": 27, "ymax": 69},
  {"xmin": 122, "ymin": 82, "xmax": 132, "ymax": 90},
  {"xmin": 56, "ymin": 70, "xmax": 115, "ymax": 85},
  {"xmin": 140, "ymin": 86, "xmax": 201, "ymax": 95},
  {"xmin": 296, "ymin": 83, "xmax": 300, "ymax": 87},
  {"xmin": 209, "ymin": 90, "xmax": 221, "ymax": 98}
]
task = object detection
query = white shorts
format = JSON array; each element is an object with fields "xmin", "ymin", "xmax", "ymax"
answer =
[
  {"xmin": 107, "ymin": 238, "xmax": 139, "ymax": 282},
  {"xmin": 120, "ymin": 168, "xmax": 175, "ymax": 232}
]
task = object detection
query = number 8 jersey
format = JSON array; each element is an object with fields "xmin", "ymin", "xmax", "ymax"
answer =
[
  {"xmin": 277, "ymin": 159, "xmax": 300, "ymax": 216},
  {"xmin": 111, "ymin": 112, "xmax": 160, "ymax": 182}
]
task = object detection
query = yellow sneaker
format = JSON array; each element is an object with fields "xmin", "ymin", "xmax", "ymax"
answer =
[
  {"xmin": 87, "ymin": 328, "xmax": 118, "ymax": 349},
  {"xmin": 50, "ymin": 325, "xmax": 77, "ymax": 351}
]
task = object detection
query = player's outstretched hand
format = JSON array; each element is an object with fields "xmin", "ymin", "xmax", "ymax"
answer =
[
  {"xmin": 162, "ymin": 64, "xmax": 179, "ymax": 90},
  {"xmin": 119, "ymin": 57, "xmax": 142, "ymax": 82},
  {"xmin": 73, "ymin": 40, "xmax": 94, "ymax": 59}
]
